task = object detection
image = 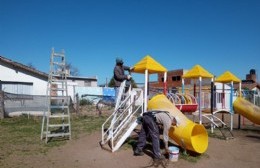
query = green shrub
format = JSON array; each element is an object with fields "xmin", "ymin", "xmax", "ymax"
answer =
[{"xmin": 80, "ymin": 98, "xmax": 92, "ymax": 105}]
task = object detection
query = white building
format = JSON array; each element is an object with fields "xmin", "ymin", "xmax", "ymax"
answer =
[{"xmin": 0, "ymin": 56, "xmax": 97, "ymax": 100}]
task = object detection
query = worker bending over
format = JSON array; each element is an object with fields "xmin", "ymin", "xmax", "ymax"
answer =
[{"xmin": 134, "ymin": 110, "xmax": 178, "ymax": 162}]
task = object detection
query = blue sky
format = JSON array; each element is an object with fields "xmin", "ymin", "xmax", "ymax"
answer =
[{"xmin": 1, "ymin": 0, "xmax": 259, "ymax": 85}]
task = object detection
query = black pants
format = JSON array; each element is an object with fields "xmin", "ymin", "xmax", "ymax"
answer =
[{"xmin": 136, "ymin": 115, "xmax": 161, "ymax": 159}]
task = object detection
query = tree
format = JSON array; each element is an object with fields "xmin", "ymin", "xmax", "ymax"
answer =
[
  {"xmin": 108, "ymin": 77, "xmax": 138, "ymax": 88},
  {"xmin": 65, "ymin": 63, "xmax": 79, "ymax": 76},
  {"xmin": 27, "ymin": 62, "xmax": 36, "ymax": 69},
  {"xmin": 108, "ymin": 77, "xmax": 115, "ymax": 87}
]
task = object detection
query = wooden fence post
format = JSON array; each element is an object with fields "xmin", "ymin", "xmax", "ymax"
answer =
[
  {"xmin": 0, "ymin": 91, "xmax": 4, "ymax": 119},
  {"xmin": 75, "ymin": 93, "xmax": 79, "ymax": 114}
]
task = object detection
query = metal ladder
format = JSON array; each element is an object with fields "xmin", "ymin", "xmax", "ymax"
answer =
[
  {"xmin": 101, "ymin": 81, "xmax": 143, "ymax": 152},
  {"xmin": 41, "ymin": 48, "xmax": 71, "ymax": 143},
  {"xmin": 202, "ymin": 114, "xmax": 234, "ymax": 140}
]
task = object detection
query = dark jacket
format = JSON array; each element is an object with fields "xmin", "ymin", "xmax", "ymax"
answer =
[{"xmin": 113, "ymin": 65, "xmax": 130, "ymax": 87}]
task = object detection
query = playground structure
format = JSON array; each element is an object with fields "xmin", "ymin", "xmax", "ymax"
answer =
[
  {"xmin": 167, "ymin": 93, "xmax": 198, "ymax": 113},
  {"xmin": 101, "ymin": 55, "xmax": 210, "ymax": 154},
  {"xmin": 148, "ymin": 94, "xmax": 208, "ymax": 154},
  {"xmin": 101, "ymin": 54, "xmax": 260, "ymax": 154},
  {"xmin": 166, "ymin": 67, "xmax": 260, "ymax": 138},
  {"xmin": 101, "ymin": 80, "xmax": 144, "ymax": 152},
  {"xmin": 234, "ymin": 97, "xmax": 260, "ymax": 125},
  {"xmin": 182, "ymin": 69, "xmax": 259, "ymax": 128}
]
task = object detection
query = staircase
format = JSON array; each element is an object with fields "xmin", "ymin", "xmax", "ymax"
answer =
[
  {"xmin": 202, "ymin": 114, "xmax": 234, "ymax": 140},
  {"xmin": 101, "ymin": 81, "xmax": 143, "ymax": 152},
  {"xmin": 41, "ymin": 48, "xmax": 71, "ymax": 143}
]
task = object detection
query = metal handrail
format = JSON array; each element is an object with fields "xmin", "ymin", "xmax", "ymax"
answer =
[
  {"xmin": 102, "ymin": 92, "xmax": 133, "ymax": 144},
  {"xmin": 101, "ymin": 85, "xmax": 143, "ymax": 151}
]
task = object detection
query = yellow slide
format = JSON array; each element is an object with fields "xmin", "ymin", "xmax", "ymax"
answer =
[
  {"xmin": 147, "ymin": 94, "xmax": 208, "ymax": 154},
  {"xmin": 233, "ymin": 97, "xmax": 260, "ymax": 125}
]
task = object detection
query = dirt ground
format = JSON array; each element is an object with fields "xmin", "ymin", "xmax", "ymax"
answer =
[
  {"xmin": 2, "ymin": 108, "xmax": 259, "ymax": 168},
  {"xmin": 12, "ymin": 115, "xmax": 260, "ymax": 168}
]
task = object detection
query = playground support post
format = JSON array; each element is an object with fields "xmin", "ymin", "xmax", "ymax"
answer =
[
  {"xmin": 182, "ymin": 78, "xmax": 184, "ymax": 94},
  {"xmin": 163, "ymin": 72, "xmax": 167, "ymax": 95},
  {"xmin": 144, "ymin": 69, "xmax": 148, "ymax": 112},
  {"xmin": 239, "ymin": 82, "xmax": 242, "ymax": 97},
  {"xmin": 210, "ymin": 78, "xmax": 214, "ymax": 114},
  {"xmin": 199, "ymin": 77, "xmax": 202, "ymax": 124},
  {"xmin": 194, "ymin": 82, "xmax": 196, "ymax": 97},
  {"xmin": 238, "ymin": 82, "xmax": 242, "ymax": 129},
  {"xmin": 230, "ymin": 81, "xmax": 234, "ymax": 131}
]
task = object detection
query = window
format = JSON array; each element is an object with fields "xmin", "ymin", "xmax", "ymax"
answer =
[
  {"xmin": 172, "ymin": 76, "xmax": 177, "ymax": 81},
  {"xmin": 84, "ymin": 81, "xmax": 91, "ymax": 86},
  {"xmin": 1, "ymin": 81, "xmax": 33, "ymax": 94},
  {"xmin": 172, "ymin": 76, "xmax": 181, "ymax": 81},
  {"xmin": 161, "ymin": 77, "xmax": 164, "ymax": 82}
]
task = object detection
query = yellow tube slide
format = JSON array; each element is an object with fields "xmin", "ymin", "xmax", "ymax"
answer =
[
  {"xmin": 233, "ymin": 97, "xmax": 260, "ymax": 125},
  {"xmin": 147, "ymin": 94, "xmax": 208, "ymax": 154}
]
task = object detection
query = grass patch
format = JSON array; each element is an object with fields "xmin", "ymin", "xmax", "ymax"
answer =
[
  {"xmin": 207, "ymin": 130, "xmax": 225, "ymax": 139},
  {"xmin": 0, "ymin": 114, "xmax": 106, "ymax": 167},
  {"xmin": 179, "ymin": 152, "xmax": 209, "ymax": 163}
]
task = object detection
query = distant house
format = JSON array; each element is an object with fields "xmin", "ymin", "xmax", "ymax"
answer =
[
  {"xmin": 150, "ymin": 68, "xmax": 259, "ymax": 93},
  {"xmin": 0, "ymin": 55, "xmax": 97, "ymax": 100},
  {"xmin": 66, "ymin": 75, "xmax": 98, "ymax": 101},
  {"xmin": 149, "ymin": 69, "xmax": 190, "ymax": 89},
  {"xmin": 0, "ymin": 56, "xmax": 48, "ymax": 95},
  {"xmin": 234, "ymin": 69, "xmax": 260, "ymax": 94},
  {"xmin": 150, "ymin": 69, "xmax": 212, "ymax": 92}
]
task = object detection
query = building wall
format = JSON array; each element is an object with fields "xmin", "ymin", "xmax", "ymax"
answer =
[
  {"xmin": 246, "ymin": 69, "xmax": 257, "ymax": 82},
  {"xmin": 151, "ymin": 69, "xmax": 191, "ymax": 89},
  {"xmin": 66, "ymin": 80, "xmax": 98, "ymax": 102},
  {"xmin": 1, "ymin": 60, "xmax": 98, "ymax": 101},
  {"xmin": 67, "ymin": 79, "xmax": 97, "ymax": 87},
  {"xmin": 0, "ymin": 64, "xmax": 47, "ymax": 95},
  {"xmin": 1, "ymin": 82, "xmax": 33, "ymax": 95}
]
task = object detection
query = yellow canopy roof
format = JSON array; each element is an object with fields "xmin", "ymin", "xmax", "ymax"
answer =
[
  {"xmin": 132, "ymin": 55, "xmax": 167, "ymax": 74},
  {"xmin": 183, "ymin": 64, "xmax": 214, "ymax": 79},
  {"xmin": 215, "ymin": 71, "xmax": 241, "ymax": 83}
]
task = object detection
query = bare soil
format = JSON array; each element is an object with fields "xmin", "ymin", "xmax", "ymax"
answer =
[
  {"xmin": 2, "ymin": 110, "xmax": 260, "ymax": 168},
  {"xmin": 13, "ymin": 122, "xmax": 260, "ymax": 167}
]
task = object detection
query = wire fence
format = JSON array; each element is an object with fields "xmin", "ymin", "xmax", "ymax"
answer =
[
  {"xmin": 3, "ymin": 92, "xmax": 48, "ymax": 117},
  {"xmin": 1, "ymin": 91, "xmax": 75, "ymax": 117},
  {"xmin": 0, "ymin": 88, "xmax": 259, "ymax": 118}
]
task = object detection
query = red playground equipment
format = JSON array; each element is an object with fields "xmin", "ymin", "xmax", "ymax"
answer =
[{"xmin": 167, "ymin": 93, "xmax": 198, "ymax": 113}]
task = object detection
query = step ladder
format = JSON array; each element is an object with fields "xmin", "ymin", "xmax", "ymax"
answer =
[
  {"xmin": 41, "ymin": 48, "xmax": 71, "ymax": 143},
  {"xmin": 101, "ymin": 81, "xmax": 143, "ymax": 152},
  {"xmin": 202, "ymin": 114, "xmax": 234, "ymax": 140}
]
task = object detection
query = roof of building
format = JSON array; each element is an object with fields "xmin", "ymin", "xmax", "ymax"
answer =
[
  {"xmin": 0, "ymin": 55, "xmax": 97, "ymax": 81},
  {"xmin": 0, "ymin": 55, "xmax": 48, "ymax": 79},
  {"xmin": 234, "ymin": 82, "xmax": 260, "ymax": 90},
  {"xmin": 67, "ymin": 76, "xmax": 97, "ymax": 81}
]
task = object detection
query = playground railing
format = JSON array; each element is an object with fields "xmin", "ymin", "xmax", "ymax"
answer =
[{"xmin": 101, "ymin": 82, "xmax": 143, "ymax": 152}]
